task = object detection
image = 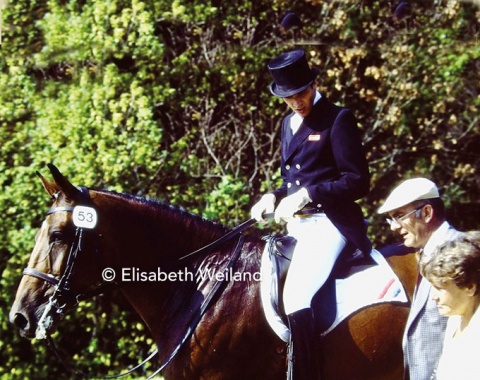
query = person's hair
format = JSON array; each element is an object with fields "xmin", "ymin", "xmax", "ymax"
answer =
[
  {"xmin": 421, "ymin": 231, "xmax": 480, "ymax": 291},
  {"xmin": 413, "ymin": 197, "xmax": 446, "ymax": 221}
]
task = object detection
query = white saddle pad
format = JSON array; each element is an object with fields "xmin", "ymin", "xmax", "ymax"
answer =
[
  {"xmin": 321, "ymin": 249, "xmax": 408, "ymax": 336},
  {"xmin": 260, "ymin": 248, "xmax": 409, "ymax": 342}
]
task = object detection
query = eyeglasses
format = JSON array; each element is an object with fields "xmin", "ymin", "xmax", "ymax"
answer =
[{"xmin": 386, "ymin": 206, "xmax": 424, "ymax": 227}]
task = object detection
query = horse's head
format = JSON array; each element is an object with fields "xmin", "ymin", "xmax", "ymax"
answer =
[{"xmin": 10, "ymin": 164, "xmax": 105, "ymax": 339}]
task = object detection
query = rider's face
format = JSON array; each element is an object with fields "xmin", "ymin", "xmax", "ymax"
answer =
[{"xmin": 282, "ymin": 84, "xmax": 316, "ymax": 118}]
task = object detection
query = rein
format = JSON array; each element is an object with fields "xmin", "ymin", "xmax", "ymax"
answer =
[
  {"xmin": 23, "ymin": 190, "xmax": 254, "ymax": 379},
  {"xmin": 179, "ymin": 217, "xmax": 256, "ymax": 260},
  {"xmin": 147, "ymin": 234, "xmax": 245, "ymax": 380}
]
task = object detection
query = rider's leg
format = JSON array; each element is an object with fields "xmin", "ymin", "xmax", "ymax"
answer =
[
  {"xmin": 283, "ymin": 214, "xmax": 346, "ymax": 314},
  {"xmin": 283, "ymin": 214, "xmax": 346, "ymax": 380}
]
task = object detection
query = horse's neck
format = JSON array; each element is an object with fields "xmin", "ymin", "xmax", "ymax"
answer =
[
  {"xmin": 96, "ymin": 192, "xmax": 225, "ymax": 264},
  {"xmin": 94, "ymin": 191, "xmax": 237, "ymax": 339}
]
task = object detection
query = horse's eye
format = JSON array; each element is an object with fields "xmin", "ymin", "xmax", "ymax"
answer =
[{"xmin": 50, "ymin": 231, "xmax": 65, "ymax": 244}]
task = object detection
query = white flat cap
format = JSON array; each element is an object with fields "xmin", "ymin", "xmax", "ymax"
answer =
[{"xmin": 377, "ymin": 178, "xmax": 440, "ymax": 214}]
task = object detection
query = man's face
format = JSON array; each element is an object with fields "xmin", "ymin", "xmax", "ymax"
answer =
[
  {"xmin": 387, "ymin": 204, "xmax": 431, "ymax": 249},
  {"xmin": 282, "ymin": 84, "xmax": 316, "ymax": 118}
]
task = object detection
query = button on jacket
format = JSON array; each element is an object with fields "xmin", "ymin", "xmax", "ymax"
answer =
[{"xmin": 272, "ymin": 94, "xmax": 372, "ymax": 255}]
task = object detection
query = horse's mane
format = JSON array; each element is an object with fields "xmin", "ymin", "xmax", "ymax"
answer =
[
  {"xmin": 92, "ymin": 188, "xmax": 230, "ymax": 238},
  {"xmin": 90, "ymin": 188, "xmax": 263, "ymax": 274}
]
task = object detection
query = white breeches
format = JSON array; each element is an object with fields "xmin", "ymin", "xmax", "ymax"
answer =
[
  {"xmin": 283, "ymin": 214, "xmax": 346, "ymax": 315},
  {"xmin": 259, "ymin": 214, "xmax": 347, "ymax": 341}
]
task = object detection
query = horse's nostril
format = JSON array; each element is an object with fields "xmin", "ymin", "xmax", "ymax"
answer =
[{"xmin": 13, "ymin": 312, "xmax": 29, "ymax": 330}]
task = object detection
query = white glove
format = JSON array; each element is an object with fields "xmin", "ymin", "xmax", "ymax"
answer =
[
  {"xmin": 250, "ymin": 193, "xmax": 276, "ymax": 222},
  {"xmin": 274, "ymin": 188, "xmax": 312, "ymax": 223}
]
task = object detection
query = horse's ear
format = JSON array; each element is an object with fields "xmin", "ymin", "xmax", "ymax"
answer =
[
  {"xmin": 45, "ymin": 164, "xmax": 82, "ymax": 201},
  {"xmin": 36, "ymin": 170, "xmax": 60, "ymax": 197}
]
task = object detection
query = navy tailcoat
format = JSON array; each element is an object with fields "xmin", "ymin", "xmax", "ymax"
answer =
[{"xmin": 272, "ymin": 95, "xmax": 372, "ymax": 254}]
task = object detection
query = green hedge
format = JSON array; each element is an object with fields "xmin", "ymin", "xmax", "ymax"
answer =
[{"xmin": 1, "ymin": 0, "xmax": 479, "ymax": 377}]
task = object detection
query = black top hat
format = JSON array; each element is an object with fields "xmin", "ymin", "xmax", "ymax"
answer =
[{"xmin": 268, "ymin": 49, "xmax": 318, "ymax": 98}]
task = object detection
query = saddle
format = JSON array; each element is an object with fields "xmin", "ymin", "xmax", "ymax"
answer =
[{"xmin": 264, "ymin": 234, "xmax": 375, "ymax": 332}]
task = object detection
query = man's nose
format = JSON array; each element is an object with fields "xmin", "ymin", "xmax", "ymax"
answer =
[
  {"xmin": 390, "ymin": 220, "xmax": 401, "ymax": 231},
  {"xmin": 292, "ymin": 98, "xmax": 302, "ymax": 107}
]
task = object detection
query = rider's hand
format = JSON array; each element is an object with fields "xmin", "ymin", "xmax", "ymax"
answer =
[
  {"xmin": 250, "ymin": 194, "xmax": 276, "ymax": 222},
  {"xmin": 274, "ymin": 188, "xmax": 312, "ymax": 223}
]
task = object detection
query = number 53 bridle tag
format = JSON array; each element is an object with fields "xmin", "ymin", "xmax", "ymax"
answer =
[{"xmin": 73, "ymin": 206, "xmax": 98, "ymax": 229}]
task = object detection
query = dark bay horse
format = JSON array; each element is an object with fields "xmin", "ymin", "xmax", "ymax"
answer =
[{"xmin": 10, "ymin": 164, "xmax": 417, "ymax": 379}]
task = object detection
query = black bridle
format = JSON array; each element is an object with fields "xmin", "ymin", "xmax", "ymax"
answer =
[
  {"xmin": 22, "ymin": 188, "xmax": 112, "ymax": 341},
  {"xmin": 21, "ymin": 187, "xmax": 251, "ymax": 379}
]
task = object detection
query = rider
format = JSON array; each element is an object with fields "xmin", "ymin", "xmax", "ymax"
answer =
[{"xmin": 251, "ymin": 49, "xmax": 372, "ymax": 380}]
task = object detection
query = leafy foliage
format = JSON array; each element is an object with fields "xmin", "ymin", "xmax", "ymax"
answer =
[{"xmin": 1, "ymin": 0, "xmax": 479, "ymax": 378}]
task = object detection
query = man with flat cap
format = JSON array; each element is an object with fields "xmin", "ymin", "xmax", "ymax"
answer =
[
  {"xmin": 378, "ymin": 178, "xmax": 462, "ymax": 380},
  {"xmin": 251, "ymin": 49, "xmax": 372, "ymax": 379}
]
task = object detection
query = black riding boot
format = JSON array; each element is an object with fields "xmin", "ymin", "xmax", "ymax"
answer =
[{"xmin": 286, "ymin": 308, "xmax": 320, "ymax": 380}]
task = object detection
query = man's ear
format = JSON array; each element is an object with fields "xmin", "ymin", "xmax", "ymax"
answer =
[{"xmin": 423, "ymin": 204, "xmax": 434, "ymax": 223}]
